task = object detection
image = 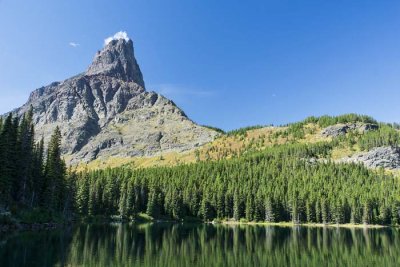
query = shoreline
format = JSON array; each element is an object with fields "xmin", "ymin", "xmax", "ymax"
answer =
[
  {"xmin": 1, "ymin": 219, "xmax": 393, "ymax": 233},
  {"xmin": 220, "ymin": 220, "xmax": 388, "ymax": 229}
]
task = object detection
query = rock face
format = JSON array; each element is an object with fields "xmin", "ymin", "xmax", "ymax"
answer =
[
  {"xmin": 341, "ymin": 146, "xmax": 400, "ymax": 170},
  {"xmin": 87, "ymin": 39, "xmax": 145, "ymax": 87},
  {"xmin": 321, "ymin": 123, "xmax": 378, "ymax": 138},
  {"xmin": 10, "ymin": 37, "xmax": 218, "ymax": 164}
]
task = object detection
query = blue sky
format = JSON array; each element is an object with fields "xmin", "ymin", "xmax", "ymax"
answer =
[{"xmin": 0, "ymin": 1, "xmax": 400, "ymax": 130}]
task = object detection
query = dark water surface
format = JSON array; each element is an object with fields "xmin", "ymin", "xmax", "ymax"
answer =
[{"xmin": 1, "ymin": 223, "xmax": 400, "ymax": 267}]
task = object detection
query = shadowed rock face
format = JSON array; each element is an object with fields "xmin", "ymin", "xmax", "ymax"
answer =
[{"xmin": 11, "ymin": 38, "xmax": 218, "ymax": 164}]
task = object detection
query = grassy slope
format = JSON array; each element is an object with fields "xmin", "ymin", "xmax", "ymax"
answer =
[
  {"xmin": 77, "ymin": 122, "xmax": 358, "ymax": 171},
  {"xmin": 74, "ymin": 115, "xmax": 400, "ymax": 173}
]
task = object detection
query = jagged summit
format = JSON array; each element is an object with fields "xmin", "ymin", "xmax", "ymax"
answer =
[
  {"xmin": 86, "ymin": 38, "xmax": 145, "ymax": 88},
  {"xmin": 10, "ymin": 34, "xmax": 218, "ymax": 164}
]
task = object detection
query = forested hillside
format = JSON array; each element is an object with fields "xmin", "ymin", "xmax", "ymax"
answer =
[
  {"xmin": 1, "ymin": 113, "xmax": 400, "ymax": 226},
  {"xmin": 74, "ymin": 141, "xmax": 400, "ymax": 225}
]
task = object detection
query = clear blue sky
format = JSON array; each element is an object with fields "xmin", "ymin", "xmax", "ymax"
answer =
[{"xmin": 1, "ymin": 0, "xmax": 400, "ymax": 130}]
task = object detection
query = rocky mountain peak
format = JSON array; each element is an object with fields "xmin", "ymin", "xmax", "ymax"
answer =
[
  {"xmin": 86, "ymin": 38, "xmax": 145, "ymax": 88},
  {"xmin": 10, "ymin": 34, "xmax": 218, "ymax": 164}
]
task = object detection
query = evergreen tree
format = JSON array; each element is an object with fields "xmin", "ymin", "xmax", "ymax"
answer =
[
  {"xmin": 44, "ymin": 127, "xmax": 66, "ymax": 212},
  {"xmin": 362, "ymin": 201, "xmax": 371, "ymax": 224},
  {"xmin": 321, "ymin": 198, "xmax": 328, "ymax": 224},
  {"xmin": 200, "ymin": 192, "xmax": 213, "ymax": 221},
  {"xmin": 245, "ymin": 195, "xmax": 254, "ymax": 221},
  {"xmin": 315, "ymin": 200, "xmax": 321, "ymax": 223},
  {"xmin": 31, "ymin": 138, "xmax": 45, "ymax": 207},
  {"xmin": 146, "ymin": 189, "xmax": 161, "ymax": 218},
  {"xmin": 306, "ymin": 200, "xmax": 314, "ymax": 223},
  {"xmin": 233, "ymin": 189, "xmax": 241, "ymax": 221},
  {"xmin": 15, "ymin": 108, "xmax": 34, "ymax": 205},
  {"xmin": 391, "ymin": 202, "xmax": 400, "ymax": 225},
  {"xmin": 265, "ymin": 197, "xmax": 275, "ymax": 222},
  {"xmin": 0, "ymin": 114, "xmax": 14, "ymax": 209}
]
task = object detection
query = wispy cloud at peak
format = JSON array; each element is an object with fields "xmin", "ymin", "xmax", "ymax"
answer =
[
  {"xmin": 69, "ymin": 42, "xmax": 80, "ymax": 48},
  {"xmin": 104, "ymin": 31, "xmax": 130, "ymax": 46}
]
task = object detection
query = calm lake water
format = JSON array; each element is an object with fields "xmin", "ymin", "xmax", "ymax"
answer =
[{"xmin": 1, "ymin": 223, "xmax": 400, "ymax": 267}]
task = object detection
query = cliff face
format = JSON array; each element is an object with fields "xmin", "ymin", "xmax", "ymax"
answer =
[{"xmin": 12, "ymin": 37, "xmax": 218, "ymax": 164}]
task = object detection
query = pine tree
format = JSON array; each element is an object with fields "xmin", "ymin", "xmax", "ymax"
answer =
[
  {"xmin": 63, "ymin": 168, "xmax": 77, "ymax": 216},
  {"xmin": 125, "ymin": 181, "xmax": 136, "ymax": 216},
  {"xmin": 171, "ymin": 191, "xmax": 183, "ymax": 220},
  {"xmin": 15, "ymin": 108, "xmax": 34, "ymax": 205},
  {"xmin": 146, "ymin": 189, "xmax": 160, "ymax": 218},
  {"xmin": 10, "ymin": 116, "xmax": 20, "ymax": 201},
  {"xmin": 76, "ymin": 173, "xmax": 89, "ymax": 214},
  {"xmin": 290, "ymin": 193, "xmax": 301, "ymax": 224},
  {"xmin": 265, "ymin": 197, "xmax": 275, "ymax": 222},
  {"xmin": 245, "ymin": 195, "xmax": 254, "ymax": 221},
  {"xmin": 44, "ymin": 126, "xmax": 66, "ymax": 212},
  {"xmin": 379, "ymin": 203, "xmax": 389, "ymax": 225},
  {"xmin": 362, "ymin": 201, "xmax": 371, "ymax": 224},
  {"xmin": 350, "ymin": 202, "xmax": 358, "ymax": 224},
  {"xmin": 315, "ymin": 200, "xmax": 321, "ymax": 223},
  {"xmin": 391, "ymin": 202, "xmax": 400, "ymax": 225},
  {"xmin": 306, "ymin": 200, "xmax": 314, "ymax": 223},
  {"xmin": 334, "ymin": 200, "xmax": 344, "ymax": 224},
  {"xmin": 119, "ymin": 182, "xmax": 128, "ymax": 217},
  {"xmin": 321, "ymin": 198, "xmax": 328, "ymax": 224},
  {"xmin": 0, "ymin": 114, "xmax": 14, "ymax": 210},
  {"xmin": 200, "ymin": 192, "xmax": 213, "ymax": 221},
  {"xmin": 216, "ymin": 190, "xmax": 225, "ymax": 219},
  {"xmin": 31, "ymin": 138, "xmax": 45, "ymax": 207},
  {"xmin": 233, "ymin": 189, "xmax": 241, "ymax": 221}
]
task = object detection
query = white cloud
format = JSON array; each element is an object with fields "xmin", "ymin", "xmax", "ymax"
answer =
[
  {"xmin": 104, "ymin": 31, "xmax": 130, "ymax": 46},
  {"xmin": 69, "ymin": 42, "xmax": 80, "ymax": 48}
]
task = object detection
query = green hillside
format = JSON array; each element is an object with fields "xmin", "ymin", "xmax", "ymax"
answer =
[
  {"xmin": 2, "ymin": 113, "xmax": 400, "ymax": 226},
  {"xmin": 73, "ymin": 114, "xmax": 400, "ymax": 226}
]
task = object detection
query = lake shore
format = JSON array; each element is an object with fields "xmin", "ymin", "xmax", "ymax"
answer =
[
  {"xmin": 220, "ymin": 220, "xmax": 388, "ymax": 229},
  {"xmin": 1, "ymin": 218, "xmax": 391, "ymax": 233}
]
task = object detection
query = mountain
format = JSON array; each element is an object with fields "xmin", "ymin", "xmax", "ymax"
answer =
[{"xmin": 10, "ymin": 36, "xmax": 218, "ymax": 164}]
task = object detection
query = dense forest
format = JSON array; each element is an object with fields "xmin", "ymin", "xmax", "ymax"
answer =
[
  {"xmin": 1, "ymin": 112, "xmax": 400, "ymax": 225},
  {"xmin": 0, "ymin": 109, "xmax": 75, "ymax": 222},
  {"xmin": 74, "ymin": 142, "xmax": 400, "ymax": 225}
]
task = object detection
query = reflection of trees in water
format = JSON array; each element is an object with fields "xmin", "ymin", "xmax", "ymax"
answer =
[
  {"xmin": 1, "ymin": 224, "xmax": 400, "ymax": 266},
  {"xmin": 0, "ymin": 227, "xmax": 74, "ymax": 267}
]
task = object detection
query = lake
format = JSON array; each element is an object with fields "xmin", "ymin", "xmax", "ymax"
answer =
[{"xmin": 1, "ymin": 223, "xmax": 400, "ymax": 266}]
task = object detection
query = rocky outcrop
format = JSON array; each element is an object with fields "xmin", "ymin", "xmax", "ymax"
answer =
[
  {"xmin": 340, "ymin": 146, "xmax": 400, "ymax": 170},
  {"xmin": 321, "ymin": 123, "xmax": 378, "ymax": 138},
  {"xmin": 9, "ymin": 36, "xmax": 218, "ymax": 164}
]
